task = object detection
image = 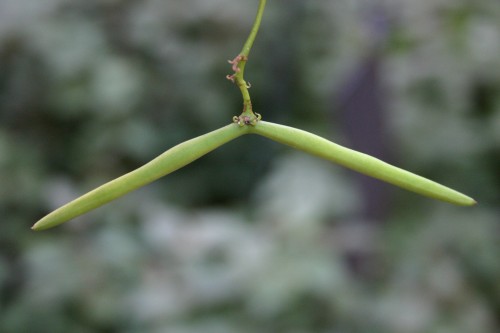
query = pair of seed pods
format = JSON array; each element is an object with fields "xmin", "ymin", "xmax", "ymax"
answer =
[{"xmin": 32, "ymin": 120, "xmax": 476, "ymax": 231}]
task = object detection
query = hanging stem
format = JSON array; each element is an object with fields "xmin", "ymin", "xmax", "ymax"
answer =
[
  {"xmin": 228, "ymin": 0, "xmax": 267, "ymax": 126},
  {"xmin": 241, "ymin": 0, "xmax": 267, "ymax": 58}
]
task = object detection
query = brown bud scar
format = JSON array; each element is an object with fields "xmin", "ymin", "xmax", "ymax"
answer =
[{"xmin": 226, "ymin": 54, "xmax": 248, "ymax": 83}]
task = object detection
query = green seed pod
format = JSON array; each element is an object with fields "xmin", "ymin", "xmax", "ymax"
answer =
[
  {"xmin": 249, "ymin": 121, "xmax": 476, "ymax": 206},
  {"xmin": 32, "ymin": 124, "xmax": 248, "ymax": 231}
]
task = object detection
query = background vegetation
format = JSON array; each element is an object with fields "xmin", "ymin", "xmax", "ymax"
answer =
[{"xmin": 1, "ymin": 0, "xmax": 499, "ymax": 332}]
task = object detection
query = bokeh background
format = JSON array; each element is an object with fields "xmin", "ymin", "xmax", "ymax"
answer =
[{"xmin": 1, "ymin": 0, "xmax": 499, "ymax": 332}]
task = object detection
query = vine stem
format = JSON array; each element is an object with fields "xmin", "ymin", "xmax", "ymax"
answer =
[
  {"xmin": 229, "ymin": 0, "xmax": 267, "ymax": 124},
  {"xmin": 241, "ymin": 0, "xmax": 267, "ymax": 58}
]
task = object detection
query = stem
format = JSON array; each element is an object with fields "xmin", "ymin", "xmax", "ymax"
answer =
[
  {"xmin": 229, "ymin": 0, "xmax": 267, "ymax": 125},
  {"xmin": 240, "ymin": 0, "xmax": 267, "ymax": 58}
]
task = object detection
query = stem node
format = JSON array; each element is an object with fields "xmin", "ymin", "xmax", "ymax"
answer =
[{"xmin": 227, "ymin": 0, "xmax": 266, "ymax": 123}]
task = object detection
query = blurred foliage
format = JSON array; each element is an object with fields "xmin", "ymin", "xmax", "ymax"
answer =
[{"xmin": 1, "ymin": 0, "xmax": 499, "ymax": 332}]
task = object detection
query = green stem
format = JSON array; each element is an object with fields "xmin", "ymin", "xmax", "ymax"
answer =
[
  {"xmin": 240, "ymin": 0, "xmax": 267, "ymax": 58},
  {"xmin": 230, "ymin": 0, "xmax": 267, "ymax": 123}
]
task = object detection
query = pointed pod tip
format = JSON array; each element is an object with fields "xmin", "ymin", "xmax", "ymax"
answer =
[
  {"xmin": 457, "ymin": 195, "xmax": 477, "ymax": 207},
  {"xmin": 31, "ymin": 219, "xmax": 50, "ymax": 231}
]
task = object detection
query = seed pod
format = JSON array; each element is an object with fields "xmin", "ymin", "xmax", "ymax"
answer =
[
  {"xmin": 249, "ymin": 121, "xmax": 476, "ymax": 206},
  {"xmin": 32, "ymin": 124, "xmax": 248, "ymax": 231}
]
